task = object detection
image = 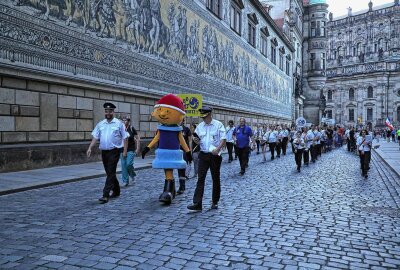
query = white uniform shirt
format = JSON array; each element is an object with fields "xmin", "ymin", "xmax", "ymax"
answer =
[
  {"xmin": 91, "ymin": 118, "xmax": 128, "ymax": 150},
  {"xmin": 225, "ymin": 126, "xmax": 235, "ymax": 143},
  {"xmin": 293, "ymin": 137, "xmax": 305, "ymax": 150},
  {"xmin": 312, "ymin": 130, "xmax": 321, "ymax": 145},
  {"xmin": 281, "ymin": 129, "xmax": 289, "ymax": 138},
  {"xmin": 266, "ymin": 130, "xmax": 278, "ymax": 143},
  {"xmin": 196, "ymin": 119, "xmax": 227, "ymax": 153},
  {"xmin": 357, "ymin": 136, "xmax": 371, "ymax": 152},
  {"xmin": 306, "ymin": 130, "xmax": 315, "ymax": 148}
]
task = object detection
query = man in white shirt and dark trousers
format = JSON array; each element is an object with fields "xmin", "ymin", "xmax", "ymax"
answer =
[
  {"xmin": 87, "ymin": 102, "xmax": 128, "ymax": 204},
  {"xmin": 187, "ymin": 107, "xmax": 226, "ymax": 211},
  {"xmin": 225, "ymin": 120, "xmax": 235, "ymax": 163},
  {"xmin": 357, "ymin": 130, "xmax": 372, "ymax": 178}
]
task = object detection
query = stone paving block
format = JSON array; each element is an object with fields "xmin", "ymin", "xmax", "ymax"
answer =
[{"xmin": 42, "ymin": 255, "xmax": 68, "ymax": 262}]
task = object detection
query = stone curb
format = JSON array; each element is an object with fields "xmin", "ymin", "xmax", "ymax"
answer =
[
  {"xmin": 372, "ymin": 148, "xmax": 400, "ymax": 178},
  {"xmin": 0, "ymin": 164, "xmax": 153, "ymax": 197}
]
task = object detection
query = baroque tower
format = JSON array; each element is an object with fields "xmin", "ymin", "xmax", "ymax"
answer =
[{"xmin": 302, "ymin": 0, "xmax": 329, "ymax": 124}]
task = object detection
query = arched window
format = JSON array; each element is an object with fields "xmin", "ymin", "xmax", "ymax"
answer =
[
  {"xmin": 337, "ymin": 46, "xmax": 344, "ymax": 57},
  {"xmin": 328, "ymin": 90, "xmax": 333, "ymax": 100},
  {"xmin": 349, "ymin": 88, "xmax": 355, "ymax": 100},
  {"xmin": 356, "ymin": 42, "xmax": 362, "ymax": 56},
  {"xmin": 397, "ymin": 106, "xmax": 400, "ymax": 122},
  {"xmin": 378, "ymin": 38, "xmax": 384, "ymax": 50},
  {"xmin": 367, "ymin": 86, "xmax": 373, "ymax": 98}
]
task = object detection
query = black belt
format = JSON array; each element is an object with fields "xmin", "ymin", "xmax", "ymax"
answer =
[
  {"xmin": 101, "ymin": 148, "xmax": 121, "ymax": 152},
  {"xmin": 200, "ymin": 151, "xmax": 212, "ymax": 155}
]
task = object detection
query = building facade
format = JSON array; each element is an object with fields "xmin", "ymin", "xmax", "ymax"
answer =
[
  {"xmin": 0, "ymin": 0, "xmax": 294, "ymax": 171},
  {"xmin": 325, "ymin": 0, "xmax": 400, "ymax": 129},
  {"xmin": 261, "ymin": 0, "xmax": 305, "ymax": 120}
]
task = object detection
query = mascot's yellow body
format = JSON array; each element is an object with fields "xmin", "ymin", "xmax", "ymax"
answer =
[{"xmin": 141, "ymin": 94, "xmax": 191, "ymax": 204}]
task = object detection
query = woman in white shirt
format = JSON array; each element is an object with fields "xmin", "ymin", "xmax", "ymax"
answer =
[
  {"xmin": 357, "ymin": 130, "xmax": 372, "ymax": 178},
  {"xmin": 293, "ymin": 131, "xmax": 305, "ymax": 172}
]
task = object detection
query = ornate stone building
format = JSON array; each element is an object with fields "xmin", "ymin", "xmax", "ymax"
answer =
[
  {"xmin": 0, "ymin": 0, "xmax": 294, "ymax": 171},
  {"xmin": 324, "ymin": 0, "xmax": 400, "ymax": 129}
]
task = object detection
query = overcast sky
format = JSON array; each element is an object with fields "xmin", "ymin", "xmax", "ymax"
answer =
[{"xmin": 326, "ymin": 0, "xmax": 394, "ymax": 18}]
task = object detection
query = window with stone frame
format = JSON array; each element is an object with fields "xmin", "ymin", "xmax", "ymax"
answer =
[
  {"xmin": 286, "ymin": 58, "xmax": 290, "ymax": 76},
  {"xmin": 349, "ymin": 108, "xmax": 355, "ymax": 122},
  {"xmin": 311, "ymin": 21, "xmax": 316, "ymax": 37},
  {"xmin": 326, "ymin": 110, "xmax": 333, "ymax": 119},
  {"xmin": 367, "ymin": 108, "xmax": 373, "ymax": 121},
  {"xmin": 230, "ymin": 0, "xmax": 243, "ymax": 35},
  {"xmin": 310, "ymin": 53, "xmax": 316, "ymax": 70},
  {"xmin": 207, "ymin": 0, "xmax": 222, "ymax": 18},
  {"xmin": 261, "ymin": 31, "xmax": 268, "ymax": 57},
  {"xmin": 327, "ymin": 90, "xmax": 333, "ymax": 101},
  {"xmin": 271, "ymin": 39, "xmax": 277, "ymax": 65},
  {"xmin": 321, "ymin": 53, "xmax": 326, "ymax": 70},
  {"xmin": 321, "ymin": 21, "xmax": 326, "ymax": 37},
  {"xmin": 247, "ymin": 13, "xmax": 258, "ymax": 48},
  {"xmin": 397, "ymin": 106, "xmax": 400, "ymax": 122},
  {"xmin": 367, "ymin": 86, "xmax": 373, "ymax": 98},
  {"xmin": 349, "ymin": 88, "xmax": 355, "ymax": 100}
]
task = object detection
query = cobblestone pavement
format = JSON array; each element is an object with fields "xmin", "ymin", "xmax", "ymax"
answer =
[{"xmin": 1, "ymin": 147, "xmax": 400, "ymax": 270}]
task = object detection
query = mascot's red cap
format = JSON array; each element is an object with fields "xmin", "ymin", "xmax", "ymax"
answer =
[{"xmin": 154, "ymin": 94, "xmax": 186, "ymax": 115}]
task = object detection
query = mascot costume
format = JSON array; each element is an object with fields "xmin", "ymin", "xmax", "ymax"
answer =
[{"xmin": 141, "ymin": 94, "xmax": 192, "ymax": 204}]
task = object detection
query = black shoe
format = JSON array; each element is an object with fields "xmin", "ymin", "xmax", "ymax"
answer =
[
  {"xmin": 211, "ymin": 203, "xmax": 218, "ymax": 209},
  {"xmin": 245, "ymin": 164, "xmax": 249, "ymax": 168},
  {"xmin": 277, "ymin": 155, "xmax": 280, "ymax": 158},
  {"xmin": 297, "ymin": 168, "xmax": 301, "ymax": 173},
  {"xmin": 364, "ymin": 174, "xmax": 368, "ymax": 179},
  {"xmin": 124, "ymin": 182, "xmax": 129, "ymax": 187},
  {"xmin": 177, "ymin": 178, "xmax": 185, "ymax": 195},
  {"xmin": 271, "ymin": 157, "xmax": 274, "ymax": 160},
  {"xmin": 238, "ymin": 171, "xmax": 245, "ymax": 176},
  {"xmin": 110, "ymin": 193, "xmax": 120, "ymax": 198},
  {"xmin": 187, "ymin": 203, "xmax": 202, "ymax": 211},
  {"xmin": 159, "ymin": 179, "xmax": 175, "ymax": 204},
  {"xmin": 98, "ymin": 197, "xmax": 109, "ymax": 204},
  {"xmin": 228, "ymin": 160, "xmax": 232, "ymax": 163}
]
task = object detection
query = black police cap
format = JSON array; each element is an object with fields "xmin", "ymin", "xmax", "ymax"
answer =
[
  {"xmin": 103, "ymin": 102, "xmax": 116, "ymax": 110},
  {"xmin": 199, "ymin": 106, "xmax": 212, "ymax": 115}
]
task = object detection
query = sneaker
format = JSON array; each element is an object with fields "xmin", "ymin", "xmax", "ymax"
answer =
[{"xmin": 187, "ymin": 203, "xmax": 202, "ymax": 211}]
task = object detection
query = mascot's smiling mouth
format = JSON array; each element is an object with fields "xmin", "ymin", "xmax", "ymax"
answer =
[{"xmin": 159, "ymin": 116, "xmax": 169, "ymax": 120}]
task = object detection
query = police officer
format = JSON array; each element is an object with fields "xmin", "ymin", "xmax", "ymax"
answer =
[
  {"xmin": 187, "ymin": 107, "xmax": 226, "ymax": 211},
  {"xmin": 87, "ymin": 102, "xmax": 128, "ymax": 203}
]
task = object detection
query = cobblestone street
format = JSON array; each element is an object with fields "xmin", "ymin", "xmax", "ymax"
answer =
[{"xmin": 1, "ymin": 148, "xmax": 400, "ymax": 270}]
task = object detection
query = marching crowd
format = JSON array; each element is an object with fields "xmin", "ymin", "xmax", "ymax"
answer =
[{"xmin": 88, "ymin": 101, "xmax": 395, "ymax": 209}]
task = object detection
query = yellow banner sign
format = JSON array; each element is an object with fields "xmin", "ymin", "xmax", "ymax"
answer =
[{"xmin": 177, "ymin": 94, "xmax": 203, "ymax": 117}]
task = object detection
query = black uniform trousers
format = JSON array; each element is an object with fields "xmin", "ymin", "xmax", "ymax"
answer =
[
  {"xmin": 193, "ymin": 152, "xmax": 222, "ymax": 205},
  {"xmin": 237, "ymin": 146, "xmax": 250, "ymax": 172},
  {"xmin": 294, "ymin": 149, "xmax": 303, "ymax": 168},
  {"xmin": 256, "ymin": 140, "xmax": 260, "ymax": 153},
  {"xmin": 226, "ymin": 142, "xmax": 234, "ymax": 161},
  {"xmin": 269, "ymin": 142, "xmax": 276, "ymax": 159},
  {"xmin": 101, "ymin": 148, "xmax": 121, "ymax": 198},
  {"xmin": 303, "ymin": 148, "xmax": 310, "ymax": 164},
  {"xmin": 310, "ymin": 144, "xmax": 319, "ymax": 162},
  {"xmin": 276, "ymin": 141, "xmax": 282, "ymax": 157},
  {"xmin": 282, "ymin": 137, "xmax": 289, "ymax": 155},
  {"xmin": 359, "ymin": 151, "xmax": 371, "ymax": 176}
]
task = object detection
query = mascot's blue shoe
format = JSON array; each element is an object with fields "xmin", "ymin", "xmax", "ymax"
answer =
[{"xmin": 159, "ymin": 179, "xmax": 176, "ymax": 204}]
